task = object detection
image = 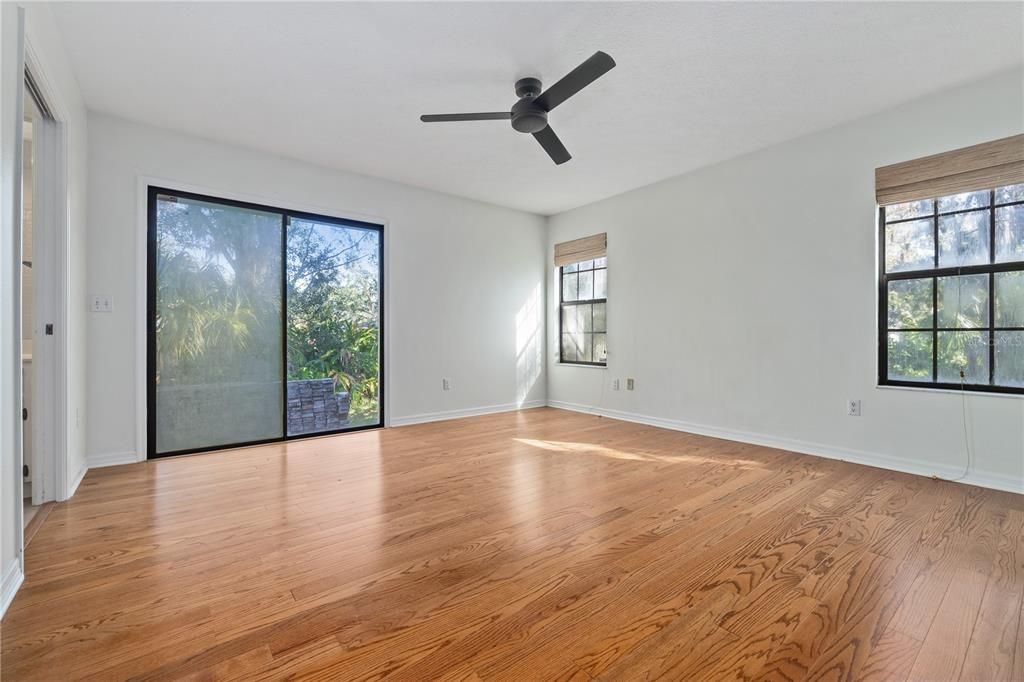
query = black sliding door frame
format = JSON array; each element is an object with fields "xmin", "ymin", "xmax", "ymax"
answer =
[{"xmin": 147, "ymin": 186, "xmax": 385, "ymax": 459}]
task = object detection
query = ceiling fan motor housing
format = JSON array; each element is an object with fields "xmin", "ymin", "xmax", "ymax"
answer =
[
  {"xmin": 511, "ymin": 77, "xmax": 547, "ymax": 133},
  {"xmin": 515, "ymin": 77, "xmax": 542, "ymax": 99}
]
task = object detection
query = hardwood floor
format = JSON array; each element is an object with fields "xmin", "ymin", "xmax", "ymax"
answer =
[
  {"xmin": 3, "ymin": 407, "xmax": 1022, "ymax": 680},
  {"xmin": 23, "ymin": 501, "xmax": 55, "ymax": 549}
]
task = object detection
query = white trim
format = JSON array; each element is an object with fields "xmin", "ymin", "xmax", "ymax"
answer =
[
  {"xmin": 0, "ymin": 558, "xmax": 24, "ymax": 618},
  {"xmin": 382, "ymin": 222, "xmax": 391, "ymax": 428},
  {"xmin": 547, "ymin": 400, "xmax": 1024, "ymax": 495},
  {"xmin": 391, "ymin": 400, "xmax": 547, "ymax": 428},
  {"xmin": 876, "ymin": 383, "xmax": 1024, "ymax": 400},
  {"xmin": 8, "ymin": 6, "xmax": 27, "ymax": 577},
  {"xmin": 67, "ymin": 459, "xmax": 87, "ymax": 497},
  {"xmin": 133, "ymin": 175, "xmax": 392, "ymax": 461},
  {"xmin": 87, "ymin": 451, "xmax": 138, "ymax": 469},
  {"xmin": 134, "ymin": 178, "xmax": 146, "ymax": 463}
]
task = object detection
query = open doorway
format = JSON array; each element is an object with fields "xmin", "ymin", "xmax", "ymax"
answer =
[{"xmin": 20, "ymin": 71, "xmax": 57, "ymax": 537}]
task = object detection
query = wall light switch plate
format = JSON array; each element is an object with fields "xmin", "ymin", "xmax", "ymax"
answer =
[
  {"xmin": 612, "ymin": 378, "xmax": 620, "ymax": 391},
  {"xmin": 442, "ymin": 378, "xmax": 452, "ymax": 391},
  {"xmin": 91, "ymin": 295, "xmax": 113, "ymax": 313},
  {"xmin": 847, "ymin": 400, "xmax": 861, "ymax": 416},
  {"xmin": 626, "ymin": 378, "xmax": 635, "ymax": 391}
]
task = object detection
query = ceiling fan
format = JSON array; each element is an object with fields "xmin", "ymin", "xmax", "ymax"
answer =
[{"xmin": 420, "ymin": 51, "xmax": 616, "ymax": 165}]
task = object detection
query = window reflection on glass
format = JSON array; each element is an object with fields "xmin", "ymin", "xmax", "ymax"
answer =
[
  {"xmin": 938, "ymin": 211, "xmax": 989, "ymax": 267},
  {"xmin": 885, "ymin": 218, "xmax": 934, "ymax": 272},
  {"xmin": 154, "ymin": 196, "xmax": 284, "ymax": 453},
  {"xmin": 559, "ymin": 257, "xmax": 607, "ymax": 366},
  {"xmin": 937, "ymin": 275, "xmax": 988, "ymax": 329}
]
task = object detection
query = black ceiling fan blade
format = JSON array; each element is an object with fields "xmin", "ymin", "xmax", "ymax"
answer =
[
  {"xmin": 420, "ymin": 112, "xmax": 511, "ymax": 122},
  {"xmin": 533, "ymin": 125, "xmax": 571, "ymax": 165},
  {"xmin": 534, "ymin": 51, "xmax": 615, "ymax": 112}
]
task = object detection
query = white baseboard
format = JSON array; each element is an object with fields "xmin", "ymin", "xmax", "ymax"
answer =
[
  {"xmin": 390, "ymin": 400, "xmax": 547, "ymax": 428},
  {"xmin": 86, "ymin": 451, "xmax": 139, "ymax": 469},
  {"xmin": 0, "ymin": 558, "xmax": 24, "ymax": 618},
  {"xmin": 547, "ymin": 400, "xmax": 1024, "ymax": 495},
  {"xmin": 66, "ymin": 459, "xmax": 88, "ymax": 499}
]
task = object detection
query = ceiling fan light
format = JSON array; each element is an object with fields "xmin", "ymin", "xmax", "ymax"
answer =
[{"xmin": 511, "ymin": 107, "xmax": 548, "ymax": 134}]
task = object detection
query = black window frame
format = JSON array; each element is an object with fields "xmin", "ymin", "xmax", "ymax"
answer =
[
  {"xmin": 147, "ymin": 185, "xmax": 386, "ymax": 459},
  {"xmin": 878, "ymin": 188, "xmax": 1024, "ymax": 395},
  {"xmin": 558, "ymin": 258, "xmax": 608, "ymax": 366}
]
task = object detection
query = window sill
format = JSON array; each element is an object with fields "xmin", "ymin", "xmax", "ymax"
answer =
[
  {"xmin": 556, "ymin": 362, "xmax": 607, "ymax": 370},
  {"xmin": 875, "ymin": 384, "xmax": 1024, "ymax": 400}
]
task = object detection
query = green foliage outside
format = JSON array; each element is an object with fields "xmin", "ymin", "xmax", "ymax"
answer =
[
  {"xmin": 287, "ymin": 219, "xmax": 380, "ymax": 425},
  {"xmin": 887, "ymin": 276, "xmax": 992, "ymax": 383}
]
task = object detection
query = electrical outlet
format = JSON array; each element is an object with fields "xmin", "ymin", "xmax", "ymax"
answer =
[
  {"xmin": 442, "ymin": 378, "xmax": 452, "ymax": 391},
  {"xmin": 612, "ymin": 378, "xmax": 620, "ymax": 391},
  {"xmin": 90, "ymin": 295, "xmax": 113, "ymax": 313},
  {"xmin": 626, "ymin": 378, "xmax": 635, "ymax": 391},
  {"xmin": 847, "ymin": 399, "xmax": 861, "ymax": 416}
]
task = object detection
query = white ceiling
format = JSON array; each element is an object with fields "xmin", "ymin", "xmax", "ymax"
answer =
[{"xmin": 51, "ymin": 2, "xmax": 1022, "ymax": 215}]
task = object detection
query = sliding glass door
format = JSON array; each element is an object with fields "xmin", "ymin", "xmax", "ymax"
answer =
[{"xmin": 148, "ymin": 187, "xmax": 383, "ymax": 458}]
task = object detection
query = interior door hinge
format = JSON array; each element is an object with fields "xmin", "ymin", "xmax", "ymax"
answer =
[
  {"xmin": 23, "ymin": 407, "xmax": 28, "ymax": 421},
  {"xmin": 23, "ymin": 464, "xmax": 29, "ymax": 478}
]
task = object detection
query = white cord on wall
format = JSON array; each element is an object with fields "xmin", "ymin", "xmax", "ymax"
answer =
[{"xmin": 950, "ymin": 367, "xmax": 974, "ymax": 482}]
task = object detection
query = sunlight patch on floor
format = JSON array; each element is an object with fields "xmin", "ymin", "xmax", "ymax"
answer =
[{"xmin": 514, "ymin": 437, "xmax": 758, "ymax": 467}]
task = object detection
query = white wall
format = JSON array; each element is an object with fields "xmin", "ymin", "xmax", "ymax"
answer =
[
  {"xmin": 0, "ymin": 2, "xmax": 89, "ymax": 615},
  {"xmin": 547, "ymin": 68, "xmax": 1024, "ymax": 493},
  {"xmin": 86, "ymin": 113, "xmax": 547, "ymax": 464}
]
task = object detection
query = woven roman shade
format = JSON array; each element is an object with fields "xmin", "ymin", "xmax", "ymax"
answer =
[
  {"xmin": 875, "ymin": 134, "xmax": 1024, "ymax": 206},
  {"xmin": 554, "ymin": 233, "xmax": 607, "ymax": 267}
]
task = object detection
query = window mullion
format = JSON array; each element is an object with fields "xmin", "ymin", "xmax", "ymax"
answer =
[
  {"xmin": 989, "ymin": 271, "xmax": 996, "ymax": 386},
  {"xmin": 879, "ymin": 207, "xmax": 888, "ymax": 387},
  {"xmin": 932, "ymin": 276, "xmax": 938, "ymax": 382},
  {"xmin": 931, "ymin": 199, "xmax": 938, "ymax": 383},
  {"xmin": 990, "ymin": 191, "xmax": 996, "ymax": 385}
]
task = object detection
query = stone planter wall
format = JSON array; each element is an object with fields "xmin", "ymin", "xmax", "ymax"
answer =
[{"xmin": 287, "ymin": 378, "xmax": 350, "ymax": 435}]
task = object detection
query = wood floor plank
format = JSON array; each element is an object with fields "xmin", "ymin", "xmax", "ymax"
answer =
[
  {"xmin": 908, "ymin": 567, "xmax": 989, "ymax": 682},
  {"xmin": 0, "ymin": 407, "xmax": 1018, "ymax": 680},
  {"xmin": 593, "ymin": 591, "xmax": 742, "ymax": 680},
  {"xmin": 737, "ymin": 546, "xmax": 904, "ymax": 681},
  {"xmin": 959, "ymin": 580, "xmax": 1021, "ymax": 682},
  {"xmin": 850, "ymin": 626, "xmax": 921, "ymax": 682}
]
